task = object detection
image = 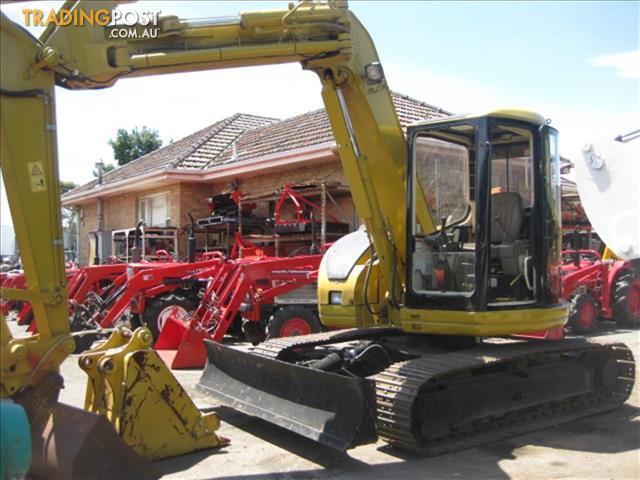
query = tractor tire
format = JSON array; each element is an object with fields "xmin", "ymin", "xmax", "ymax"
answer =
[
  {"xmin": 141, "ymin": 293, "xmax": 198, "ymax": 341},
  {"xmin": 568, "ymin": 293, "xmax": 598, "ymax": 334},
  {"xmin": 612, "ymin": 269, "xmax": 640, "ymax": 327},
  {"xmin": 266, "ymin": 306, "xmax": 322, "ymax": 339},
  {"xmin": 241, "ymin": 318, "xmax": 266, "ymax": 346}
]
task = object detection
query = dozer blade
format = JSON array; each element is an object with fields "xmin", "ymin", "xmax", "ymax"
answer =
[
  {"xmin": 197, "ymin": 340, "xmax": 378, "ymax": 451},
  {"xmin": 14, "ymin": 373, "xmax": 159, "ymax": 480}
]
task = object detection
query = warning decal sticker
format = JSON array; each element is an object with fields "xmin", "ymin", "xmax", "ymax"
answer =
[{"xmin": 28, "ymin": 162, "xmax": 46, "ymax": 192}]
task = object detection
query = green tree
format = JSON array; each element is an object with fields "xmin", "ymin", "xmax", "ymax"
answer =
[
  {"xmin": 60, "ymin": 180, "xmax": 78, "ymax": 194},
  {"xmin": 108, "ymin": 126, "xmax": 162, "ymax": 166}
]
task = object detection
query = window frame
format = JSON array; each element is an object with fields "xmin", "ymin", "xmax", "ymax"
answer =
[
  {"xmin": 490, "ymin": 139, "xmax": 534, "ymax": 206},
  {"xmin": 406, "ymin": 119, "xmax": 484, "ymax": 311},
  {"xmin": 411, "ymin": 135, "xmax": 471, "ymax": 234},
  {"xmin": 138, "ymin": 191, "xmax": 171, "ymax": 227}
]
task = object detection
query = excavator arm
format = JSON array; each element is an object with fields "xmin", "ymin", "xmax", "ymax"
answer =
[
  {"xmin": 2, "ymin": 0, "xmax": 432, "ymax": 395},
  {"xmin": 0, "ymin": 1, "xmax": 426, "ymax": 475},
  {"xmin": 1, "ymin": 10, "xmax": 72, "ymax": 396},
  {"xmin": 2, "ymin": 0, "xmax": 391, "ymax": 385}
]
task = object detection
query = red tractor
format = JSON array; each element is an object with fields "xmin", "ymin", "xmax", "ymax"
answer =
[
  {"xmin": 154, "ymin": 253, "xmax": 323, "ymax": 368},
  {"xmin": 561, "ymin": 248, "xmax": 640, "ymax": 333}
]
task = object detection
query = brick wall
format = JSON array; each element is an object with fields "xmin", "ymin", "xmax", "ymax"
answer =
[
  {"xmin": 177, "ymin": 183, "xmax": 212, "ymax": 254},
  {"xmin": 74, "ymin": 160, "xmax": 358, "ymax": 264},
  {"xmin": 234, "ymin": 160, "xmax": 347, "ymax": 198},
  {"xmin": 103, "ymin": 192, "xmax": 137, "ymax": 231},
  {"xmin": 76, "ymin": 184, "xmax": 182, "ymax": 264}
]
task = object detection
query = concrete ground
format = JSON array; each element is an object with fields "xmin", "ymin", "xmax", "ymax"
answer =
[{"xmin": 20, "ymin": 322, "xmax": 640, "ymax": 479}]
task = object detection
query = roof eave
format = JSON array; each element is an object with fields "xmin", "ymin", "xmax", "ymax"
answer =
[
  {"xmin": 61, "ymin": 142, "xmax": 338, "ymax": 206},
  {"xmin": 199, "ymin": 142, "xmax": 336, "ymax": 181}
]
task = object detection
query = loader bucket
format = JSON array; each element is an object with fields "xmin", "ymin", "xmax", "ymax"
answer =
[
  {"xmin": 154, "ymin": 313, "xmax": 189, "ymax": 350},
  {"xmin": 197, "ymin": 340, "xmax": 378, "ymax": 451},
  {"xmin": 517, "ymin": 324, "xmax": 565, "ymax": 340},
  {"xmin": 15, "ymin": 373, "xmax": 159, "ymax": 479},
  {"xmin": 155, "ymin": 314, "xmax": 208, "ymax": 369},
  {"xmin": 171, "ymin": 327, "xmax": 208, "ymax": 369}
]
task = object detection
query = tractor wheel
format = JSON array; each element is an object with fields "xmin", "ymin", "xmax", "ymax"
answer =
[
  {"xmin": 612, "ymin": 269, "xmax": 640, "ymax": 327},
  {"xmin": 266, "ymin": 306, "xmax": 322, "ymax": 339},
  {"xmin": 241, "ymin": 318, "xmax": 266, "ymax": 346},
  {"xmin": 141, "ymin": 293, "xmax": 198, "ymax": 341},
  {"xmin": 568, "ymin": 293, "xmax": 598, "ymax": 334}
]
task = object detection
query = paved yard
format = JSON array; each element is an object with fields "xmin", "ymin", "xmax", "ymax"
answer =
[{"xmin": 44, "ymin": 324, "xmax": 639, "ymax": 480}]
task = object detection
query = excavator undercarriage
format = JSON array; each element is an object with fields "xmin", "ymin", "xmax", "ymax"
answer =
[{"xmin": 199, "ymin": 328, "xmax": 635, "ymax": 454}]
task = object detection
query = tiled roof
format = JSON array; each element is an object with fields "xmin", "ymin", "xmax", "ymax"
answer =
[
  {"xmin": 212, "ymin": 92, "xmax": 450, "ymax": 166},
  {"xmin": 65, "ymin": 114, "xmax": 277, "ymax": 195},
  {"xmin": 64, "ymin": 92, "xmax": 450, "ymax": 198},
  {"xmin": 392, "ymin": 92, "xmax": 451, "ymax": 125},
  {"xmin": 562, "ymin": 176, "xmax": 579, "ymax": 197},
  {"xmin": 560, "ymin": 157, "xmax": 574, "ymax": 175},
  {"xmin": 176, "ymin": 114, "xmax": 278, "ymax": 169}
]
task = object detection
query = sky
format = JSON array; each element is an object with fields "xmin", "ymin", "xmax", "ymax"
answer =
[{"xmin": 1, "ymin": 0, "xmax": 638, "ymax": 227}]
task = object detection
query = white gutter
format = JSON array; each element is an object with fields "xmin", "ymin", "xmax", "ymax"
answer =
[
  {"xmin": 199, "ymin": 142, "xmax": 336, "ymax": 181},
  {"xmin": 61, "ymin": 142, "xmax": 337, "ymax": 206}
]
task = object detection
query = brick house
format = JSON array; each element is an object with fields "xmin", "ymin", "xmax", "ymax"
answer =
[{"xmin": 62, "ymin": 93, "xmax": 450, "ymax": 265}]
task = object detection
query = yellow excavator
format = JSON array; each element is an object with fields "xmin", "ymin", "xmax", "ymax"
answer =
[{"xmin": 0, "ymin": 0, "xmax": 635, "ymax": 476}]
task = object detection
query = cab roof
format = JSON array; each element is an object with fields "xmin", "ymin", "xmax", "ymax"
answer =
[{"xmin": 412, "ymin": 109, "xmax": 548, "ymax": 128}]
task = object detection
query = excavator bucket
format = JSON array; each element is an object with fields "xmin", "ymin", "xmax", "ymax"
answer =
[
  {"xmin": 81, "ymin": 327, "xmax": 228, "ymax": 461},
  {"xmin": 14, "ymin": 373, "xmax": 159, "ymax": 480},
  {"xmin": 197, "ymin": 340, "xmax": 378, "ymax": 451}
]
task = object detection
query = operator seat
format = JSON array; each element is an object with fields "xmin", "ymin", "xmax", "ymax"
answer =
[{"xmin": 490, "ymin": 192, "xmax": 526, "ymax": 276}]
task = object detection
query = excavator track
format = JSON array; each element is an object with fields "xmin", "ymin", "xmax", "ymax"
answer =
[
  {"xmin": 251, "ymin": 330, "xmax": 635, "ymax": 455},
  {"xmin": 374, "ymin": 340, "xmax": 634, "ymax": 455}
]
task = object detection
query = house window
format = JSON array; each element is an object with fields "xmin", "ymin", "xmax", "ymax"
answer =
[{"xmin": 139, "ymin": 192, "xmax": 171, "ymax": 227}]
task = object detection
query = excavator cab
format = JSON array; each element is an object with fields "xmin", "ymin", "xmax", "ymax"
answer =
[{"xmin": 407, "ymin": 111, "xmax": 563, "ymax": 311}]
